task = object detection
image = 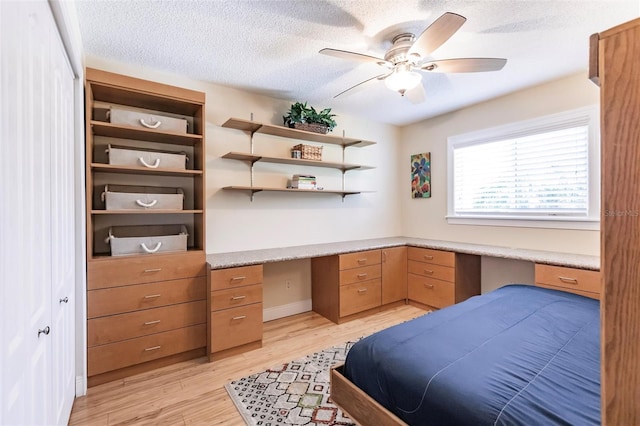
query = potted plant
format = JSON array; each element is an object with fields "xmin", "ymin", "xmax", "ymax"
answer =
[{"xmin": 283, "ymin": 102, "xmax": 337, "ymax": 134}]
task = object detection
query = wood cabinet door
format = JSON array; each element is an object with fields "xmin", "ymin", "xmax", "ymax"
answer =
[{"xmin": 381, "ymin": 246, "xmax": 408, "ymax": 304}]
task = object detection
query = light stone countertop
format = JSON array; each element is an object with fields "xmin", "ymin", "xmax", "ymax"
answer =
[{"xmin": 206, "ymin": 237, "xmax": 599, "ymax": 271}]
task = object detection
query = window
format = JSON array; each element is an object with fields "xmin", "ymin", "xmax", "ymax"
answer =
[{"xmin": 447, "ymin": 106, "xmax": 599, "ymax": 229}]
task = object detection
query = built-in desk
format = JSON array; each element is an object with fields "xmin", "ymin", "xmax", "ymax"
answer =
[
  {"xmin": 205, "ymin": 237, "xmax": 599, "ymax": 359},
  {"xmin": 206, "ymin": 237, "xmax": 599, "ymax": 270}
]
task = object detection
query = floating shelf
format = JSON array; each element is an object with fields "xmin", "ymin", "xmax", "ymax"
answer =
[
  {"xmin": 222, "ymin": 118, "xmax": 376, "ymax": 147},
  {"xmin": 222, "ymin": 152, "xmax": 374, "ymax": 172}
]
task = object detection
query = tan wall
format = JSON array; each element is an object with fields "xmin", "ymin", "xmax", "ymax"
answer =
[{"xmin": 399, "ymin": 72, "xmax": 600, "ymax": 256}]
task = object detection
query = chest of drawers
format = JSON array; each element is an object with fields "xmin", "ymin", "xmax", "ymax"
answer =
[
  {"xmin": 87, "ymin": 251, "xmax": 207, "ymax": 386},
  {"xmin": 407, "ymin": 247, "xmax": 480, "ymax": 309},
  {"xmin": 208, "ymin": 264, "xmax": 263, "ymax": 360}
]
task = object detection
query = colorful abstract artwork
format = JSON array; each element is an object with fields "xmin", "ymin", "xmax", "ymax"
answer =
[{"xmin": 411, "ymin": 152, "xmax": 431, "ymax": 198}]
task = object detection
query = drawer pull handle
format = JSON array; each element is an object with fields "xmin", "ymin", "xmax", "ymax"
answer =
[
  {"xmin": 424, "ymin": 284, "xmax": 434, "ymax": 289},
  {"xmin": 230, "ymin": 276, "xmax": 246, "ymax": 282},
  {"xmin": 423, "ymin": 255, "xmax": 434, "ymax": 260},
  {"xmin": 357, "ymin": 273, "xmax": 368, "ymax": 279},
  {"xmin": 143, "ymin": 268, "xmax": 162, "ymax": 273},
  {"xmin": 558, "ymin": 276, "xmax": 578, "ymax": 285},
  {"xmin": 357, "ymin": 259, "xmax": 367, "ymax": 264},
  {"xmin": 231, "ymin": 295, "xmax": 246, "ymax": 301},
  {"xmin": 424, "ymin": 269, "xmax": 434, "ymax": 275},
  {"xmin": 144, "ymin": 346, "xmax": 161, "ymax": 351},
  {"xmin": 143, "ymin": 294, "xmax": 161, "ymax": 299},
  {"xmin": 358, "ymin": 288, "xmax": 368, "ymax": 293},
  {"xmin": 144, "ymin": 320, "xmax": 161, "ymax": 325},
  {"xmin": 232, "ymin": 315, "xmax": 247, "ymax": 320}
]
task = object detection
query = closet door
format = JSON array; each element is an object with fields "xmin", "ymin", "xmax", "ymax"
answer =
[{"xmin": 0, "ymin": 1, "xmax": 76, "ymax": 424}]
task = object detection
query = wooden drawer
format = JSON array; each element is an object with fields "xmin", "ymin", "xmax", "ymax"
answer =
[
  {"xmin": 408, "ymin": 260, "xmax": 455, "ymax": 282},
  {"xmin": 339, "ymin": 279, "xmax": 382, "ymax": 317},
  {"xmin": 210, "ymin": 264, "xmax": 263, "ymax": 291},
  {"xmin": 339, "ymin": 250, "xmax": 381, "ymax": 270},
  {"xmin": 87, "ymin": 300, "xmax": 206, "ymax": 347},
  {"xmin": 88, "ymin": 251, "xmax": 206, "ymax": 290},
  {"xmin": 535, "ymin": 264, "xmax": 601, "ymax": 298},
  {"xmin": 211, "ymin": 303, "xmax": 263, "ymax": 352},
  {"xmin": 408, "ymin": 247, "xmax": 455, "ymax": 267},
  {"xmin": 408, "ymin": 274, "xmax": 454, "ymax": 309},
  {"xmin": 87, "ymin": 276, "xmax": 206, "ymax": 318},
  {"xmin": 211, "ymin": 284, "xmax": 262, "ymax": 311},
  {"xmin": 339, "ymin": 264, "xmax": 381, "ymax": 286},
  {"xmin": 88, "ymin": 323, "xmax": 206, "ymax": 376}
]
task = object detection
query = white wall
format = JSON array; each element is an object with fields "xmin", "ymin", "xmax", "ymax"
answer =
[{"xmin": 399, "ymin": 72, "xmax": 600, "ymax": 257}]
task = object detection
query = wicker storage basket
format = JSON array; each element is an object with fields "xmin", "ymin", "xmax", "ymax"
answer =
[
  {"xmin": 293, "ymin": 122, "xmax": 328, "ymax": 134},
  {"xmin": 106, "ymin": 144, "xmax": 188, "ymax": 170},
  {"xmin": 102, "ymin": 184, "xmax": 184, "ymax": 211},
  {"xmin": 106, "ymin": 225, "xmax": 188, "ymax": 256},
  {"xmin": 292, "ymin": 144, "xmax": 323, "ymax": 161}
]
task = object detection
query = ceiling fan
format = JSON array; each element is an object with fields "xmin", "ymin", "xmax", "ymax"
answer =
[{"xmin": 319, "ymin": 12, "xmax": 507, "ymax": 103}]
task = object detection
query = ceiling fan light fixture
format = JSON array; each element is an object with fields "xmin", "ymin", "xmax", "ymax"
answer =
[{"xmin": 384, "ymin": 67, "xmax": 422, "ymax": 96}]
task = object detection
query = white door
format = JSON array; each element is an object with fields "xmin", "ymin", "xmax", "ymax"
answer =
[
  {"xmin": 49, "ymin": 9, "xmax": 76, "ymax": 424},
  {"xmin": 0, "ymin": 1, "xmax": 76, "ymax": 425}
]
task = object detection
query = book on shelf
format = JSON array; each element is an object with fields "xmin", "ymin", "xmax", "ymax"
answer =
[{"xmin": 290, "ymin": 174, "xmax": 317, "ymax": 189}]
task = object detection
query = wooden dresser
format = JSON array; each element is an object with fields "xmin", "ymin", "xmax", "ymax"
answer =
[
  {"xmin": 208, "ymin": 265, "xmax": 263, "ymax": 360},
  {"xmin": 87, "ymin": 252, "xmax": 207, "ymax": 386},
  {"xmin": 407, "ymin": 247, "xmax": 480, "ymax": 309}
]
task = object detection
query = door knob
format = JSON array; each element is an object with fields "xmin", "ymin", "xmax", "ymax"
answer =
[
  {"xmin": 38, "ymin": 326, "xmax": 50, "ymax": 337},
  {"xmin": 59, "ymin": 297, "xmax": 69, "ymax": 304}
]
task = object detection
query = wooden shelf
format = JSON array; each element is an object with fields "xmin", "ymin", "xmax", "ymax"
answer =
[
  {"xmin": 222, "ymin": 118, "xmax": 376, "ymax": 147},
  {"xmin": 91, "ymin": 121, "xmax": 203, "ymax": 146},
  {"xmin": 222, "ymin": 152, "xmax": 374, "ymax": 171},
  {"xmin": 223, "ymin": 185, "xmax": 368, "ymax": 197},
  {"xmin": 90, "ymin": 248, "xmax": 205, "ymax": 261},
  {"xmin": 91, "ymin": 210, "xmax": 203, "ymax": 215},
  {"xmin": 91, "ymin": 163, "xmax": 203, "ymax": 177}
]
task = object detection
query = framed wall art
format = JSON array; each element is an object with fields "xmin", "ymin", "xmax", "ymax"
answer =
[{"xmin": 411, "ymin": 152, "xmax": 431, "ymax": 198}]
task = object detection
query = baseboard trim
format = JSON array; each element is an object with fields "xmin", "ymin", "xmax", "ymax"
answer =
[
  {"xmin": 76, "ymin": 375, "xmax": 87, "ymax": 397},
  {"xmin": 264, "ymin": 299, "xmax": 312, "ymax": 322}
]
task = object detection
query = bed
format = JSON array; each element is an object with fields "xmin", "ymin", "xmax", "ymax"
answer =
[{"xmin": 331, "ymin": 284, "xmax": 600, "ymax": 425}]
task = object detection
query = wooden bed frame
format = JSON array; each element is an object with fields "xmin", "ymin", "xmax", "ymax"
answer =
[{"xmin": 330, "ymin": 364, "xmax": 407, "ymax": 426}]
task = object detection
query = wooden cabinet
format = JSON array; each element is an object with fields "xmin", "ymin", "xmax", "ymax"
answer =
[
  {"xmin": 591, "ymin": 18, "xmax": 640, "ymax": 423},
  {"xmin": 312, "ymin": 250, "xmax": 381, "ymax": 323},
  {"xmin": 220, "ymin": 118, "xmax": 376, "ymax": 200},
  {"xmin": 84, "ymin": 69, "xmax": 207, "ymax": 386},
  {"xmin": 534, "ymin": 264, "xmax": 600, "ymax": 299},
  {"xmin": 407, "ymin": 247, "xmax": 480, "ymax": 309},
  {"xmin": 208, "ymin": 265, "xmax": 263, "ymax": 360},
  {"xmin": 382, "ymin": 246, "xmax": 407, "ymax": 304}
]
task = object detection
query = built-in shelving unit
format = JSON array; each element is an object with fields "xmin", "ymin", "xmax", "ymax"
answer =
[{"xmin": 220, "ymin": 117, "xmax": 376, "ymax": 200}]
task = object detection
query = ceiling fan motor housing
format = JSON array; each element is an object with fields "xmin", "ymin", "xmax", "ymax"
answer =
[{"xmin": 384, "ymin": 33, "xmax": 418, "ymax": 64}]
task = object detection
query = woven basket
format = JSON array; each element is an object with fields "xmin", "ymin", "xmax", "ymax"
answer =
[
  {"xmin": 293, "ymin": 122, "xmax": 328, "ymax": 134},
  {"xmin": 293, "ymin": 144, "xmax": 323, "ymax": 161}
]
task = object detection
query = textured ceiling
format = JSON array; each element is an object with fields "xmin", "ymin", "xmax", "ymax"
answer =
[{"xmin": 74, "ymin": 0, "xmax": 639, "ymax": 126}]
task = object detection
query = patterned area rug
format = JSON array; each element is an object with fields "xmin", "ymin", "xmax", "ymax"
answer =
[{"xmin": 225, "ymin": 341, "xmax": 359, "ymax": 425}]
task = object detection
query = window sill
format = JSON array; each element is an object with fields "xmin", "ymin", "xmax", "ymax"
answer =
[{"xmin": 446, "ymin": 216, "xmax": 600, "ymax": 230}]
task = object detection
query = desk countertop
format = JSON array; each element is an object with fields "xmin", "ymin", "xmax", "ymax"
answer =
[{"xmin": 206, "ymin": 237, "xmax": 599, "ymax": 271}]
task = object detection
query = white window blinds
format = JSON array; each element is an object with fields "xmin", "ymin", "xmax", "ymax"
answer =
[
  {"xmin": 447, "ymin": 106, "xmax": 599, "ymax": 228},
  {"xmin": 453, "ymin": 125, "xmax": 589, "ymax": 216}
]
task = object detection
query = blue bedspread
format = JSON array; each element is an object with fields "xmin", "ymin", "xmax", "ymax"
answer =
[{"xmin": 343, "ymin": 285, "xmax": 600, "ymax": 425}]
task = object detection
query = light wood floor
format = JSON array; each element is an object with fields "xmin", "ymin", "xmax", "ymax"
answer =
[{"xmin": 69, "ymin": 305, "xmax": 427, "ymax": 425}]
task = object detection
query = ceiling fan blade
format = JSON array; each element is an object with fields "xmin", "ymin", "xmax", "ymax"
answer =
[
  {"xmin": 334, "ymin": 72, "xmax": 392, "ymax": 98},
  {"xmin": 421, "ymin": 58, "xmax": 507, "ymax": 73},
  {"xmin": 405, "ymin": 84, "xmax": 426, "ymax": 104},
  {"xmin": 319, "ymin": 48, "xmax": 390, "ymax": 66},
  {"xmin": 408, "ymin": 12, "xmax": 466, "ymax": 58}
]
